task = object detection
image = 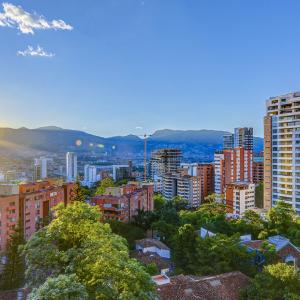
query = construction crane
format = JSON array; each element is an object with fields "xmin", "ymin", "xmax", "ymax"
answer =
[{"xmin": 137, "ymin": 134, "xmax": 151, "ymax": 181}]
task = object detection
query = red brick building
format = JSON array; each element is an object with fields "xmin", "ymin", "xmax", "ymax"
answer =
[
  {"xmin": 0, "ymin": 180, "xmax": 75, "ymax": 250},
  {"xmin": 0, "ymin": 194, "xmax": 19, "ymax": 251},
  {"xmin": 92, "ymin": 183, "xmax": 154, "ymax": 222}
]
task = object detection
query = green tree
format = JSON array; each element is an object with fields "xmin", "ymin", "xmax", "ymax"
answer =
[
  {"xmin": 172, "ymin": 224, "xmax": 198, "ymax": 274},
  {"xmin": 23, "ymin": 202, "xmax": 156, "ymax": 300},
  {"xmin": 153, "ymin": 193, "xmax": 166, "ymax": 212},
  {"xmin": 241, "ymin": 263, "xmax": 300, "ymax": 300},
  {"xmin": 268, "ymin": 201, "xmax": 296, "ymax": 234},
  {"xmin": 255, "ymin": 183, "xmax": 264, "ymax": 208},
  {"xmin": 95, "ymin": 177, "xmax": 115, "ymax": 195},
  {"xmin": 143, "ymin": 263, "xmax": 159, "ymax": 276},
  {"xmin": 108, "ymin": 220, "xmax": 145, "ymax": 249},
  {"xmin": 203, "ymin": 193, "xmax": 216, "ymax": 204},
  {"xmin": 71, "ymin": 181, "xmax": 86, "ymax": 202},
  {"xmin": 28, "ymin": 274, "xmax": 88, "ymax": 300},
  {"xmin": 170, "ymin": 196, "xmax": 188, "ymax": 211},
  {"xmin": 0, "ymin": 226, "xmax": 25, "ymax": 290}
]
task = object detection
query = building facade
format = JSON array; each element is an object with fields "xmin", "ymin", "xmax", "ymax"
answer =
[
  {"xmin": 150, "ymin": 149, "xmax": 182, "ymax": 192},
  {"xmin": 92, "ymin": 182, "xmax": 154, "ymax": 222},
  {"xmin": 33, "ymin": 157, "xmax": 48, "ymax": 181},
  {"xmin": 264, "ymin": 92, "xmax": 300, "ymax": 213},
  {"xmin": 225, "ymin": 182, "xmax": 255, "ymax": 216},
  {"xmin": 0, "ymin": 180, "xmax": 74, "ymax": 251},
  {"xmin": 66, "ymin": 152, "xmax": 77, "ymax": 182}
]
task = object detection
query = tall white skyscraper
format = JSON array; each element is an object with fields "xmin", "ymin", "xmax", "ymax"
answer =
[
  {"xmin": 264, "ymin": 92, "xmax": 300, "ymax": 213},
  {"xmin": 84, "ymin": 164, "xmax": 97, "ymax": 187},
  {"xmin": 66, "ymin": 152, "xmax": 77, "ymax": 182},
  {"xmin": 33, "ymin": 157, "xmax": 48, "ymax": 181}
]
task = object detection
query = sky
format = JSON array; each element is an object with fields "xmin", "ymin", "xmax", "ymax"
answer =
[{"xmin": 1, "ymin": 1, "xmax": 300, "ymax": 137}]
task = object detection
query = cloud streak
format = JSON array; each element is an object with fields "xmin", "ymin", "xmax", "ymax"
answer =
[
  {"xmin": 0, "ymin": 2, "xmax": 73, "ymax": 34},
  {"xmin": 17, "ymin": 45, "xmax": 55, "ymax": 58}
]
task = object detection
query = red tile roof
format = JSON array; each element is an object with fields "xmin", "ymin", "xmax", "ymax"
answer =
[
  {"xmin": 131, "ymin": 251, "xmax": 171, "ymax": 271},
  {"xmin": 157, "ymin": 272, "xmax": 250, "ymax": 300}
]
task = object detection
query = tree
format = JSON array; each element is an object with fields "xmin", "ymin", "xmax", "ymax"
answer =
[
  {"xmin": 241, "ymin": 263, "xmax": 300, "ymax": 300},
  {"xmin": 268, "ymin": 201, "xmax": 296, "ymax": 234},
  {"xmin": 170, "ymin": 196, "xmax": 188, "ymax": 211},
  {"xmin": 28, "ymin": 274, "xmax": 88, "ymax": 300},
  {"xmin": 172, "ymin": 224, "xmax": 198, "ymax": 274},
  {"xmin": 153, "ymin": 193, "xmax": 166, "ymax": 212},
  {"xmin": 95, "ymin": 177, "xmax": 115, "ymax": 195},
  {"xmin": 0, "ymin": 226, "xmax": 25, "ymax": 290},
  {"xmin": 23, "ymin": 202, "xmax": 156, "ymax": 299},
  {"xmin": 108, "ymin": 220, "xmax": 145, "ymax": 249},
  {"xmin": 255, "ymin": 183, "xmax": 264, "ymax": 208},
  {"xmin": 71, "ymin": 181, "xmax": 86, "ymax": 202},
  {"xmin": 203, "ymin": 193, "xmax": 217, "ymax": 204}
]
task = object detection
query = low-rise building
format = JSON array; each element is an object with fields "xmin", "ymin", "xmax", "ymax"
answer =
[
  {"xmin": 92, "ymin": 182, "xmax": 154, "ymax": 222},
  {"xmin": 154, "ymin": 272, "xmax": 250, "ymax": 300},
  {"xmin": 244, "ymin": 235, "xmax": 300, "ymax": 267},
  {"xmin": 135, "ymin": 238, "xmax": 170, "ymax": 259}
]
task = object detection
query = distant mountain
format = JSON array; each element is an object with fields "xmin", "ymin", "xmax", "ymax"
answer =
[{"xmin": 0, "ymin": 127, "xmax": 263, "ymax": 161}]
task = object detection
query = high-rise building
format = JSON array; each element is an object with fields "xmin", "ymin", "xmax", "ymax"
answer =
[
  {"xmin": 264, "ymin": 92, "xmax": 300, "ymax": 213},
  {"xmin": 215, "ymin": 128, "xmax": 254, "ymax": 201},
  {"xmin": 150, "ymin": 149, "xmax": 182, "ymax": 192},
  {"xmin": 196, "ymin": 163, "xmax": 215, "ymax": 201},
  {"xmin": 33, "ymin": 157, "xmax": 48, "ymax": 181},
  {"xmin": 234, "ymin": 127, "xmax": 253, "ymax": 150},
  {"xmin": 162, "ymin": 171, "xmax": 201, "ymax": 207},
  {"xmin": 223, "ymin": 134, "xmax": 234, "ymax": 150},
  {"xmin": 214, "ymin": 148, "xmax": 253, "ymax": 196},
  {"xmin": 150, "ymin": 149, "xmax": 182, "ymax": 179},
  {"xmin": 253, "ymin": 156, "xmax": 264, "ymax": 184},
  {"xmin": 225, "ymin": 182, "xmax": 255, "ymax": 216},
  {"xmin": 112, "ymin": 165, "xmax": 131, "ymax": 182},
  {"xmin": 66, "ymin": 152, "xmax": 77, "ymax": 182},
  {"xmin": 84, "ymin": 165, "xmax": 98, "ymax": 187}
]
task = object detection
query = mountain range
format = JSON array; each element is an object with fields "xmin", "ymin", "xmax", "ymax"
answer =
[{"xmin": 0, "ymin": 127, "xmax": 263, "ymax": 161}]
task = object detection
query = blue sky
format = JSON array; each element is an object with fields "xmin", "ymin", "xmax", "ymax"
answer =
[{"xmin": 1, "ymin": 0, "xmax": 300, "ymax": 137}]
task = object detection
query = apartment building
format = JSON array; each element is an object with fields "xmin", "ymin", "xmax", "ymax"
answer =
[
  {"xmin": 66, "ymin": 152, "xmax": 77, "ymax": 182},
  {"xmin": 225, "ymin": 182, "xmax": 255, "ymax": 216},
  {"xmin": 0, "ymin": 193, "xmax": 19, "ymax": 251},
  {"xmin": 33, "ymin": 157, "xmax": 48, "ymax": 181},
  {"xmin": 264, "ymin": 92, "xmax": 300, "ymax": 213},
  {"xmin": 162, "ymin": 171, "xmax": 201, "ymax": 207},
  {"xmin": 19, "ymin": 180, "xmax": 74, "ymax": 239},
  {"xmin": 0, "ymin": 180, "xmax": 75, "ymax": 251},
  {"xmin": 253, "ymin": 156, "xmax": 264, "ymax": 184},
  {"xmin": 196, "ymin": 163, "xmax": 215, "ymax": 201},
  {"xmin": 150, "ymin": 149, "xmax": 182, "ymax": 192},
  {"xmin": 91, "ymin": 182, "xmax": 154, "ymax": 222}
]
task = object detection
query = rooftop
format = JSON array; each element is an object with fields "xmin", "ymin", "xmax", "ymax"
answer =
[
  {"xmin": 156, "ymin": 272, "xmax": 250, "ymax": 300},
  {"xmin": 135, "ymin": 238, "xmax": 170, "ymax": 251}
]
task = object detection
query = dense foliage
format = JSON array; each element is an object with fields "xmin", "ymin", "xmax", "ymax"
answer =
[
  {"xmin": 95, "ymin": 177, "xmax": 115, "ymax": 195},
  {"xmin": 0, "ymin": 226, "xmax": 25, "ymax": 290},
  {"xmin": 23, "ymin": 202, "xmax": 156, "ymax": 299},
  {"xmin": 241, "ymin": 263, "xmax": 300, "ymax": 299}
]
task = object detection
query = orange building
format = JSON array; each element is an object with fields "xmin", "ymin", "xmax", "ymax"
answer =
[
  {"xmin": 214, "ymin": 148, "xmax": 253, "ymax": 196},
  {"xmin": 0, "ymin": 194, "xmax": 19, "ymax": 251},
  {"xmin": 196, "ymin": 163, "xmax": 214, "ymax": 201}
]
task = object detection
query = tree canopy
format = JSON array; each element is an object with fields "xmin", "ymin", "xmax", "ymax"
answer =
[
  {"xmin": 241, "ymin": 263, "xmax": 300, "ymax": 300},
  {"xmin": 23, "ymin": 202, "xmax": 156, "ymax": 300}
]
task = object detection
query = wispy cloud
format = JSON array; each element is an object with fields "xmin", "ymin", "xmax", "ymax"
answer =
[
  {"xmin": 17, "ymin": 45, "xmax": 55, "ymax": 58},
  {"xmin": 0, "ymin": 2, "xmax": 73, "ymax": 34},
  {"xmin": 135, "ymin": 126, "xmax": 143, "ymax": 130}
]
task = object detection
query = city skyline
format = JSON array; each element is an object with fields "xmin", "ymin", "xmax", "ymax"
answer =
[{"xmin": 2, "ymin": 1, "xmax": 300, "ymax": 136}]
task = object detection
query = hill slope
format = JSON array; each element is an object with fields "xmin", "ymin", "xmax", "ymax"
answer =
[{"xmin": 0, "ymin": 127, "xmax": 263, "ymax": 161}]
